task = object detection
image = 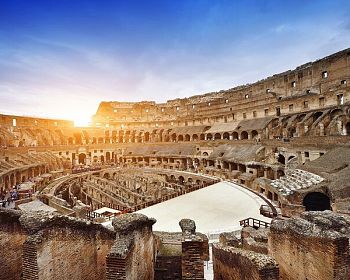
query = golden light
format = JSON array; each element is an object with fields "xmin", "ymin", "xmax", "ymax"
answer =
[{"xmin": 73, "ymin": 113, "xmax": 91, "ymax": 127}]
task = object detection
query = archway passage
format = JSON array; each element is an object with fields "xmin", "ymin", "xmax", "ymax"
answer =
[
  {"xmin": 303, "ymin": 192, "xmax": 331, "ymax": 211},
  {"xmin": 78, "ymin": 153, "xmax": 86, "ymax": 164},
  {"xmin": 346, "ymin": 122, "xmax": 350, "ymax": 135},
  {"xmin": 277, "ymin": 154, "xmax": 285, "ymax": 165}
]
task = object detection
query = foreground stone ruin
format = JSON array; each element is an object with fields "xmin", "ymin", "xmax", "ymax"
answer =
[{"xmin": 1, "ymin": 49, "xmax": 350, "ymax": 279}]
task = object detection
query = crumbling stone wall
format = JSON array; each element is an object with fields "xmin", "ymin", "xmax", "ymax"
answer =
[
  {"xmin": 106, "ymin": 213, "xmax": 156, "ymax": 280},
  {"xmin": 212, "ymin": 243, "xmax": 279, "ymax": 280},
  {"xmin": 0, "ymin": 209, "xmax": 28, "ymax": 280},
  {"xmin": 26, "ymin": 227, "xmax": 114, "ymax": 280},
  {"xmin": 269, "ymin": 211, "xmax": 350, "ymax": 280},
  {"xmin": 0, "ymin": 209, "xmax": 116, "ymax": 280}
]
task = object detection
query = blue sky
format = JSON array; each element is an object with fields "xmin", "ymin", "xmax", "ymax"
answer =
[{"xmin": 0, "ymin": 0, "xmax": 349, "ymax": 125}]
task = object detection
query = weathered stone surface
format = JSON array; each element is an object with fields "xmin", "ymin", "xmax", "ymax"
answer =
[
  {"xmin": 213, "ymin": 243, "xmax": 279, "ymax": 280},
  {"xmin": 179, "ymin": 218, "xmax": 196, "ymax": 235},
  {"xmin": 269, "ymin": 211, "xmax": 350, "ymax": 280}
]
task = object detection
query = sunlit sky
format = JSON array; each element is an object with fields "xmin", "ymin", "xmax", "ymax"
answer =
[{"xmin": 0, "ymin": 0, "xmax": 350, "ymax": 126}]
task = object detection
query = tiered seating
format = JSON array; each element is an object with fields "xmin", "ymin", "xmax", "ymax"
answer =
[{"xmin": 270, "ymin": 169, "xmax": 324, "ymax": 196}]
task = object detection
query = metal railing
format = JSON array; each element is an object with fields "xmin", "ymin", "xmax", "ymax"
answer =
[{"xmin": 239, "ymin": 217, "xmax": 270, "ymax": 228}]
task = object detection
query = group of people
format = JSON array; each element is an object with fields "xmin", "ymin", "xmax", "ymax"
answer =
[
  {"xmin": 0, "ymin": 187, "xmax": 19, "ymax": 207},
  {"xmin": 0, "ymin": 183, "xmax": 33, "ymax": 208}
]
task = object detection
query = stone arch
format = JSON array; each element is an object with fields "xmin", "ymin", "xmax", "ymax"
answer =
[
  {"xmin": 312, "ymin": 111, "xmax": 323, "ymax": 122},
  {"xmin": 171, "ymin": 133, "xmax": 177, "ymax": 142},
  {"xmin": 78, "ymin": 153, "xmax": 86, "ymax": 164},
  {"xmin": 287, "ymin": 155, "xmax": 296, "ymax": 162},
  {"xmin": 296, "ymin": 113, "xmax": 306, "ymax": 122},
  {"xmin": 232, "ymin": 132, "xmax": 239, "ymax": 140},
  {"xmin": 240, "ymin": 131, "xmax": 248, "ymax": 140},
  {"xmin": 251, "ymin": 130, "xmax": 258, "ymax": 139},
  {"xmin": 178, "ymin": 135, "xmax": 184, "ymax": 142},
  {"xmin": 68, "ymin": 137, "xmax": 74, "ymax": 145},
  {"xmin": 206, "ymin": 133, "xmax": 213, "ymax": 140},
  {"xmin": 178, "ymin": 176, "xmax": 185, "ymax": 185},
  {"xmin": 98, "ymin": 137, "xmax": 104, "ymax": 144},
  {"xmin": 223, "ymin": 132, "xmax": 230, "ymax": 140},
  {"xmin": 277, "ymin": 154, "xmax": 285, "ymax": 165},
  {"xmin": 192, "ymin": 134, "xmax": 199, "ymax": 141},
  {"xmin": 330, "ymin": 108, "xmax": 344, "ymax": 120},
  {"xmin": 346, "ymin": 122, "xmax": 350, "ymax": 135},
  {"xmin": 106, "ymin": 152, "xmax": 111, "ymax": 162},
  {"xmin": 144, "ymin": 132, "xmax": 150, "ymax": 142},
  {"xmin": 100, "ymin": 155, "xmax": 105, "ymax": 163},
  {"xmin": 303, "ymin": 192, "xmax": 331, "ymax": 211},
  {"xmin": 200, "ymin": 134, "xmax": 205, "ymax": 140},
  {"xmin": 214, "ymin": 133, "xmax": 221, "ymax": 140},
  {"xmin": 184, "ymin": 134, "xmax": 190, "ymax": 142},
  {"xmin": 74, "ymin": 133, "xmax": 82, "ymax": 145}
]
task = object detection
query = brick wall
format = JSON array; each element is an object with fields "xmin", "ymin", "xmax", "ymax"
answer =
[
  {"xmin": 154, "ymin": 256, "xmax": 182, "ymax": 280},
  {"xmin": 106, "ymin": 214, "xmax": 156, "ymax": 280},
  {"xmin": 20, "ymin": 226, "xmax": 115, "ymax": 280},
  {"xmin": 0, "ymin": 210, "xmax": 27, "ymax": 280},
  {"xmin": 212, "ymin": 243, "xmax": 279, "ymax": 280},
  {"xmin": 181, "ymin": 240, "xmax": 204, "ymax": 280},
  {"xmin": 269, "ymin": 227, "xmax": 350, "ymax": 279}
]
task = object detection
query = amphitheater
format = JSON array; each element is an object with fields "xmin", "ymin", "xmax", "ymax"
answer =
[{"xmin": 1, "ymin": 49, "xmax": 350, "ymax": 280}]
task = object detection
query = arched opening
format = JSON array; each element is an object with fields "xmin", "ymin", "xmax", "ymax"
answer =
[
  {"xmin": 214, "ymin": 133, "xmax": 221, "ymax": 140},
  {"xmin": 171, "ymin": 133, "xmax": 177, "ymax": 142},
  {"xmin": 287, "ymin": 155, "xmax": 296, "ymax": 163},
  {"xmin": 223, "ymin": 132, "xmax": 230, "ymax": 140},
  {"xmin": 206, "ymin": 133, "xmax": 213, "ymax": 140},
  {"xmin": 74, "ymin": 133, "xmax": 82, "ymax": 145},
  {"xmin": 68, "ymin": 137, "xmax": 74, "ymax": 145},
  {"xmin": 232, "ymin": 132, "xmax": 238, "ymax": 140},
  {"xmin": 277, "ymin": 154, "xmax": 285, "ymax": 165},
  {"xmin": 240, "ymin": 131, "xmax": 248, "ymax": 140},
  {"xmin": 346, "ymin": 122, "xmax": 350, "ymax": 135},
  {"xmin": 106, "ymin": 152, "xmax": 111, "ymax": 162},
  {"xmin": 313, "ymin": 112, "xmax": 323, "ymax": 122},
  {"xmin": 144, "ymin": 132, "xmax": 150, "ymax": 142},
  {"xmin": 330, "ymin": 109, "xmax": 344, "ymax": 120},
  {"xmin": 178, "ymin": 176, "xmax": 185, "ymax": 185},
  {"xmin": 78, "ymin": 153, "xmax": 86, "ymax": 164},
  {"xmin": 192, "ymin": 134, "xmax": 199, "ymax": 141},
  {"xmin": 303, "ymin": 192, "xmax": 331, "ymax": 211},
  {"xmin": 251, "ymin": 130, "xmax": 258, "ymax": 140},
  {"xmin": 100, "ymin": 155, "xmax": 105, "ymax": 163},
  {"xmin": 98, "ymin": 137, "xmax": 104, "ymax": 144},
  {"xmin": 178, "ymin": 135, "xmax": 184, "ymax": 142},
  {"xmin": 200, "ymin": 134, "xmax": 205, "ymax": 140},
  {"xmin": 184, "ymin": 134, "xmax": 190, "ymax": 141}
]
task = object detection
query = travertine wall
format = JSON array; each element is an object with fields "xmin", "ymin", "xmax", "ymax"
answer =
[
  {"xmin": 212, "ymin": 243, "xmax": 279, "ymax": 280},
  {"xmin": 269, "ymin": 211, "xmax": 350, "ymax": 280}
]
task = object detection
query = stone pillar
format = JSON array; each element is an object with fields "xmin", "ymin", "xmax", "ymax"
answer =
[
  {"xmin": 179, "ymin": 219, "xmax": 205, "ymax": 280},
  {"xmin": 106, "ymin": 214, "xmax": 156, "ymax": 280}
]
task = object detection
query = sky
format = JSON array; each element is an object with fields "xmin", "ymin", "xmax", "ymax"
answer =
[{"xmin": 0, "ymin": 0, "xmax": 350, "ymax": 126}]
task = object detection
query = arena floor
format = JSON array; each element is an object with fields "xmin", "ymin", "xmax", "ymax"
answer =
[{"xmin": 137, "ymin": 181, "xmax": 271, "ymax": 235}]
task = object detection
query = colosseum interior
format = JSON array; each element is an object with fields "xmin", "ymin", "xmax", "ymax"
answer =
[{"xmin": 1, "ymin": 49, "xmax": 350, "ymax": 280}]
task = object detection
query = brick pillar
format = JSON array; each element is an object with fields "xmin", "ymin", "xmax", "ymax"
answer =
[
  {"xmin": 22, "ymin": 240, "xmax": 39, "ymax": 280},
  {"xmin": 181, "ymin": 240, "xmax": 205, "ymax": 280},
  {"xmin": 106, "ymin": 254, "xmax": 127, "ymax": 280}
]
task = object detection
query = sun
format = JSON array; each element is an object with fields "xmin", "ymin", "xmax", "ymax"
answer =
[{"xmin": 73, "ymin": 113, "xmax": 91, "ymax": 127}]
